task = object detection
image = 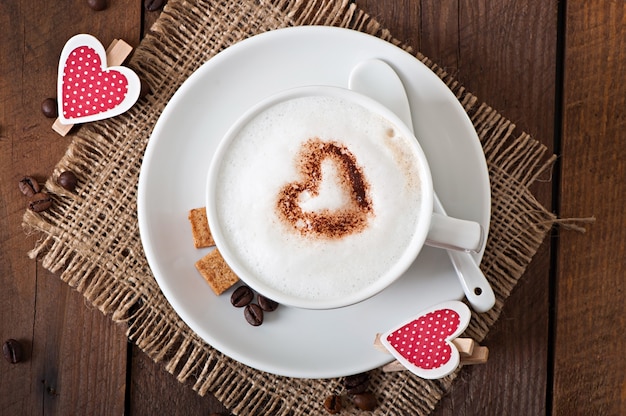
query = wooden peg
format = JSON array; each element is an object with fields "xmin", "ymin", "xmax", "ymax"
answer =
[
  {"xmin": 105, "ymin": 39, "xmax": 133, "ymax": 65},
  {"xmin": 381, "ymin": 360, "xmax": 406, "ymax": 372},
  {"xmin": 459, "ymin": 345, "xmax": 489, "ymax": 365},
  {"xmin": 52, "ymin": 117, "xmax": 74, "ymax": 136},
  {"xmin": 52, "ymin": 38, "xmax": 134, "ymax": 136},
  {"xmin": 453, "ymin": 337, "xmax": 476, "ymax": 357},
  {"xmin": 374, "ymin": 333, "xmax": 488, "ymax": 373},
  {"xmin": 373, "ymin": 333, "xmax": 388, "ymax": 353}
]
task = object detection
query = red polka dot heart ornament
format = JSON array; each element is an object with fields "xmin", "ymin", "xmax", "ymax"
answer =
[
  {"xmin": 379, "ymin": 300, "xmax": 472, "ymax": 379},
  {"xmin": 57, "ymin": 34, "xmax": 140, "ymax": 125}
]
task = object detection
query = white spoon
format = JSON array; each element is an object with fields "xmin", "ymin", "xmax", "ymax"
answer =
[{"xmin": 348, "ymin": 58, "xmax": 495, "ymax": 313}]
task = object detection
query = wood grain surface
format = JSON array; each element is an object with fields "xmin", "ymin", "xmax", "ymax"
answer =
[
  {"xmin": 555, "ymin": 2, "xmax": 626, "ymax": 414},
  {"xmin": 1, "ymin": 1, "xmax": 623, "ymax": 415}
]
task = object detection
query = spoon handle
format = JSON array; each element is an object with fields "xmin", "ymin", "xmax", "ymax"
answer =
[
  {"xmin": 433, "ymin": 193, "xmax": 495, "ymax": 313},
  {"xmin": 349, "ymin": 58, "xmax": 495, "ymax": 313}
]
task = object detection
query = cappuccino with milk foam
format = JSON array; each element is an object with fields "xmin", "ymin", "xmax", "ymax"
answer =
[{"xmin": 213, "ymin": 94, "xmax": 424, "ymax": 303}]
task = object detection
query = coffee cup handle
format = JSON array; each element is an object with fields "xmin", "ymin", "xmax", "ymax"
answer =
[{"xmin": 425, "ymin": 213, "xmax": 485, "ymax": 253}]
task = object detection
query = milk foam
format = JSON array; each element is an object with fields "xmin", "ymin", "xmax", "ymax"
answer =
[{"xmin": 214, "ymin": 95, "xmax": 423, "ymax": 302}]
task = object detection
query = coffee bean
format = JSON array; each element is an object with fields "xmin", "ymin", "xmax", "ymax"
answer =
[
  {"xmin": 18, "ymin": 176, "xmax": 40, "ymax": 197},
  {"xmin": 41, "ymin": 98, "xmax": 58, "ymax": 118},
  {"xmin": 144, "ymin": 0, "xmax": 166, "ymax": 11},
  {"xmin": 230, "ymin": 285, "xmax": 253, "ymax": 307},
  {"xmin": 28, "ymin": 192, "xmax": 52, "ymax": 212},
  {"xmin": 344, "ymin": 372, "xmax": 369, "ymax": 394},
  {"xmin": 244, "ymin": 303, "xmax": 263, "ymax": 326},
  {"xmin": 257, "ymin": 294, "xmax": 279, "ymax": 312},
  {"xmin": 87, "ymin": 0, "xmax": 107, "ymax": 11},
  {"xmin": 352, "ymin": 391, "xmax": 377, "ymax": 411},
  {"xmin": 3, "ymin": 339, "xmax": 24, "ymax": 364},
  {"xmin": 323, "ymin": 394, "xmax": 342, "ymax": 414},
  {"xmin": 57, "ymin": 171, "xmax": 78, "ymax": 192}
]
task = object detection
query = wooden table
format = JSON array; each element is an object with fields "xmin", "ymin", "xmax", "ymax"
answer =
[{"xmin": 1, "ymin": 1, "xmax": 624, "ymax": 414}]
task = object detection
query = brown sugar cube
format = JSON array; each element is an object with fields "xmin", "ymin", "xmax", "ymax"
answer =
[
  {"xmin": 194, "ymin": 249, "xmax": 239, "ymax": 295},
  {"xmin": 188, "ymin": 207, "xmax": 215, "ymax": 248}
]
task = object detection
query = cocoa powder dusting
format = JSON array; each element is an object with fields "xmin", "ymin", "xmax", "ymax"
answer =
[{"xmin": 276, "ymin": 138, "xmax": 373, "ymax": 240}]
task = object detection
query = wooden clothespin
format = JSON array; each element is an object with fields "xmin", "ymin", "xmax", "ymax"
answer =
[
  {"xmin": 374, "ymin": 301, "xmax": 488, "ymax": 379},
  {"xmin": 374, "ymin": 333, "xmax": 489, "ymax": 373},
  {"xmin": 53, "ymin": 35, "xmax": 137, "ymax": 136}
]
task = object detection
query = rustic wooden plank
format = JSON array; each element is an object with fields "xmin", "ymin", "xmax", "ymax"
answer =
[
  {"xmin": 419, "ymin": 0, "xmax": 461, "ymax": 74},
  {"xmin": 33, "ymin": 272, "xmax": 129, "ymax": 415},
  {"xmin": 0, "ymin": 0, "xmax": 44, "ymax": 391},
  {"xmin": 358, "ymin": 0, "xmax": 421, "ymax": 47},
  {"xmin": 436, "ymin": 2, "xmax": 556, "ymax": 414},
  {"xmin": 128, "ymin": 346, "xmax": 229, "ymax": 415},
  {"xmin": 0, "ymin": 0, "xmax": 140, "ymax": 414},
  {"xmin": 555, "ymin": 2, "xmax": 626, "ymax": 414},
  {"xmin": 436, "ymin": 247, "xmax": 553, "ymax": 415},
  {"xmin": 358, "ymin": 1, "xmax": 557, "ymax": 414}
]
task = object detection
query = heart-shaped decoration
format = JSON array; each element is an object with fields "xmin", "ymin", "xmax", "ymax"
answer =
[
  {"xmin": 276, "ymin": 138, "xmax": 373, "ymax": 239},
  {"xmin": 57, "ymin": 34, "xmax": 140, "ymax": 125},
  {"xmin": 380, "ymin": 300, "xmax": 471, "ymax": 379}
]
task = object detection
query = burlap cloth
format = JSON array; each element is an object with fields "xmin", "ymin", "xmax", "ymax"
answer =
[{"xmin": 23, "ymin": 0, "xmax": 563, "ymax": 414}]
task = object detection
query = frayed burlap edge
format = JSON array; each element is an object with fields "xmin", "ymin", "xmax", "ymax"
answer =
[{"xmin": 21, "ymin": 0, "xmax": 579, "ymax": 414}]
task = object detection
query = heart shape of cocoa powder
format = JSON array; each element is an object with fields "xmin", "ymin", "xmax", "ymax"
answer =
[{"xmin": 276, "ymin": 138, "xmax": 373, "ymax": 239}]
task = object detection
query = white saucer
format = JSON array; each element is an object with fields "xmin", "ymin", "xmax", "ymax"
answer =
[{"xmin": 137, "ymin": 26, "xmax": 490, "ymax": 379}]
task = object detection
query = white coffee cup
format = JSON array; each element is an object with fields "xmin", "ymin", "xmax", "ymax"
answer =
[{"xmin": 206, "ymin": 86, "xmax": 483, "ymax": 309}]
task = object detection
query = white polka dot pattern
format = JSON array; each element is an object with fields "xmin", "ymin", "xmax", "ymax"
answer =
[
  {"xmin": 61, "ymin": 46, "xmax": 129, "ymax": 120},
  {"xmin": 385, "ymin": 308, "xmax": 460, "ymax": 370}
]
